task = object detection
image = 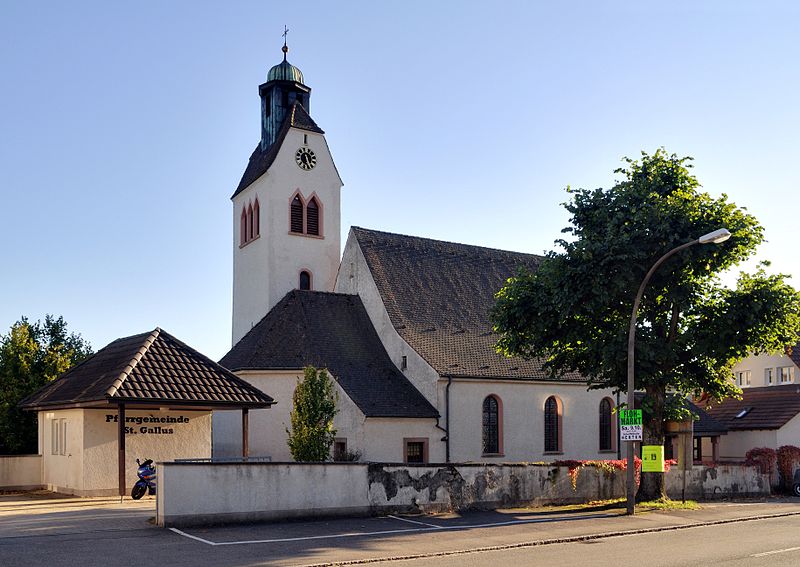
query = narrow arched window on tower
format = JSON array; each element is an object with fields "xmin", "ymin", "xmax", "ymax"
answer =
[
  {"xmin": 299, "ymin": 270, "xmax": 311, "ymax": 290},
  {"xmin": 253, "ymin": 199, "xmax": 260, "ymax": 238},
  {"xmin": 240, "ymin": 208, "xmax": 247, "ymax": 246},
  {"xmin": 306, "ymin": 197, "xmax": 320, "ymax": 236},
  {"xmin": 247, "ymin": 204, "xmax": 254, "ymax": 241},
  {"xmin": 290, "ymin": 195, "xmax": 304, "ymax": 233}
]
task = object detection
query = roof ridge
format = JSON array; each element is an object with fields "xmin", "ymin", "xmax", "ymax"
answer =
[
  {"xmin": 351, "ymin": 226, "xmax": 545, "ymax": 259},
  {"xmin": 105, "ymin": 328, "xmax": 161, "ymax": 398}
]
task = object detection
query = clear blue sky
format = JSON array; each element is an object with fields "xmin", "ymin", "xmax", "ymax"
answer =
[{"xmin": 2, "ymin": 1, "xmax": 798, "ymax": 360}]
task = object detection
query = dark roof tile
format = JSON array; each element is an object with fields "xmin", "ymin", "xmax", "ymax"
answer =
[
  {"xmin": 352, "ymin": 227, "xmax": 584, "ymax": 382},
  {"xmin": 20, "ymin": 329, "xmax": 274, "ymax": 410},
  {"xmin": 220, "ymin": 291, "xmax": 439, "ymax": 419}
]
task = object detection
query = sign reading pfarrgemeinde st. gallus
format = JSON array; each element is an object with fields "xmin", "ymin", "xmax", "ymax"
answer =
[
  {"xmin": 105, "ymin": 414, "xmax": 191, "ymax": 435},
  {"xmin": 619, "ymin": 409, "xmax": 643, "ymax": 442}
]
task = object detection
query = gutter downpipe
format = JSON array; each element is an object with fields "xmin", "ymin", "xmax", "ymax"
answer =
[{"xmin": 434, "ymin": 376, "xmax": 454, "ymax": 463}]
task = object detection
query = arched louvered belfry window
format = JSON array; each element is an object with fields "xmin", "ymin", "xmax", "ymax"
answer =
[
  {"xmin": 299, "ymin": 270, "xmax": 311, "ymax": 290},
  {"xmin": 482, "ymin": 395, "xmax": 501, "ymax": 455},
  {"xmin": 240, "ymin": 208, "xmax": 247, "ymax": 245},
  {"xmin": 290, "ymin": 195, "xmax": 304, "ymax": 233},
  {"xmin": 247, "ymin": 204, "xmax": 254, "ymax": 241},
  {"xmin": 253, "ymin": 199, "xmax": 260, "ymax": 238},
  {"xmin": 599, "ymin": 398, "xmax": 613, "ymax": 451},
  {"xmin": 544, "ymin": 396, "xmax": 561, "ymax": 453},
  {"xmin": 306, "ymin": 197, "xmax": 320, "ymax": 236}
]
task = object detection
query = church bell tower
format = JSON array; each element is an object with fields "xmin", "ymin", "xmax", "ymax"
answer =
[{"xmin": 230, "ymin": 39, "xmax": 343, "ymax": 346}]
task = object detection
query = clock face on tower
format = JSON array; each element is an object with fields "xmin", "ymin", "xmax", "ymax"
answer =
[{"xmin": 295, "ymin": 147, "xmax": 317, "ymax": 170}]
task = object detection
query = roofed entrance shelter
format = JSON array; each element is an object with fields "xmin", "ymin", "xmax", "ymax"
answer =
[{"xmin": 21, "ymin": 328, "xmax": 274, "ymax": 497}]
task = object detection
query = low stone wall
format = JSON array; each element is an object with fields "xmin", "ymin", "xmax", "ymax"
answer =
[
  {"xmin": 665, "ymin": 464, "xmax": 769, "ymax": 499},
  {"xmin": 156, "ymin": 461, "xmax": 769, "ymax": 527},
  {"xmin": 0, "ymin": 455, "xmax": 43, "ymax": 490}
]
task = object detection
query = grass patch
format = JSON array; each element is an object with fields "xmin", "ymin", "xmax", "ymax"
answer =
[{"xmin": 636, "ymin": 498, "xmax": 700, "ymax": 511}]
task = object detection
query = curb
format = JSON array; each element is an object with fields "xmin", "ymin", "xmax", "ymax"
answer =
[{"xmin": 299, "ymin": 510, "xmax": 800, "ymax": 566}]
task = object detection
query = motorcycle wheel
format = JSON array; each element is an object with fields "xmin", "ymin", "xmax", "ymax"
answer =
[
  {"xmin": 793, "ymin": 483, "xmax": 800, "ymax": 498},
  {"xmin": 131, "ymin": 483, "xmax": 147, "ymax": 500}
]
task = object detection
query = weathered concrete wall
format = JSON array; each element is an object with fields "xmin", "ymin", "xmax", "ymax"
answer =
[
  {"xmin": 157, "ymin": 462, "xmax": 369, "ymax": 527},
  {"xmin": 0, "ymin": 455, "xmax": 43, "ymax": 490},
  {"xmin": 157, "ymin": 461, "xmax": 769, "ymax": 527},
  {"xmin": 665, "ymin": 465, "xmax": 770, "ymax": 499}
]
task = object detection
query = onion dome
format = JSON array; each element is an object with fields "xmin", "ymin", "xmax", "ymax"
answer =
[{"xmin": 267, "ymin": 44, "xmax": 304, "ymax": 83}]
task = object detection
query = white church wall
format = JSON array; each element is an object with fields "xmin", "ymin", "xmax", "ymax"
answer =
[
  {"xmin": 446, "ymin": 379, "xmax": 619, "ymax": 462},
  {"xmin": 335, "ymin": 232, "xmax": 441, "ymax": 407},
  {"xmin": 232, "ymin": 128, "xmax": 342, "ymax": 345},
  {"xmin": 362, "ymin": 418, "xmax": 444, "ymax": 463}
]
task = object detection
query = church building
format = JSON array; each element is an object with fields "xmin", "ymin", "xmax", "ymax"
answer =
[{"xmin": 213, "ymin": 44, "xmax": 619, "ymax": 464}]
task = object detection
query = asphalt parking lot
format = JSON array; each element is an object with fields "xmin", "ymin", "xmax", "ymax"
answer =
[{"xmin": 2, "ymin": 491, "xmax": 800, "ymax": 566}]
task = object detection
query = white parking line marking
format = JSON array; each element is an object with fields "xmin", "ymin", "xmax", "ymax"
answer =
[
  {"xmin": 387, "ymin": 515, "xmax": 444, "ymax": 528},
  {"xmin": 168, "ymin": 512, "xmax": 618, "ymax": 546},
  {"xmin": 751, "ymin": 546, "xmax": 800, "ymax": 557},
  {"xmin": 169, "ymin": 528, "xmax": 217, "ymax": 545}
]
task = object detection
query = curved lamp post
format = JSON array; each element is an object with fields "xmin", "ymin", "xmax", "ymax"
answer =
[{"xmin": 625, "ymin": 228, "xmax": 731, "ymax": 515}]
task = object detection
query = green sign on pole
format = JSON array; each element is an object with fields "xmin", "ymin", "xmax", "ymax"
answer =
[
  {"xmin": 619, "ymin": 409, "xmax": 642, "ymax": 441},
  {"xmin": 642, "ymin": 445, "xmax": 665, "ymax": 472}
]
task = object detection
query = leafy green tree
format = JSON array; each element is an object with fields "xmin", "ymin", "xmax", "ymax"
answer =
[
  {"xmin": 0, "ymin": 315, "xmax": 92, "ymax": 454},
  {"xmin": 286, "ymin": 366, "xmax": 338, "ymax": 461},
  {"xmin": 492, "ymin": 149, "xmax": 800, "ymax": 500}
]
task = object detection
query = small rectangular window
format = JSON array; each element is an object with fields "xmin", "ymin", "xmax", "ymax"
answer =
[
  {"xmin": 779, "ymin": 366, "xmax": 794, "ymax": 383},
  {"xmin": 60, "ymin": 419, "xmax": 67, "ymax": 456},
  {"xmin": 333, "ymin": 439, "xmax": 347, "ymax": 461},
  {"xmin": 766, "ymin": 368, "xmax": 774, "ymax": 385},
  {"xmin": 401, "ymin": 356, "xmax": 407, "ymax": 370},
  {"xmin": 404, "ymin": 438, "xmax": 428, "ymax": 464},
  {"xmin": 51, "ymin": 419, "xmax": 59, "ymax": 455}
]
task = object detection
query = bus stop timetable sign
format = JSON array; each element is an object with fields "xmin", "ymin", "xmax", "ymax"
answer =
[{"xmin": 619, "ymin": 409, "xmax": 642, "ymax": 442}]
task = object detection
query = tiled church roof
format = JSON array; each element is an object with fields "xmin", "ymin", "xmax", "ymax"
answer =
[
  {"xmin": 220, "ymin": 291, "xmax": 439, "ymax": 419},
  {"xmin": 20, "ymin": 329, "xmax": 275, "ymax": 410},
  {"xmin": 352, "ymin": 227, "xmax": 585, "ymax": 382},
  {"xmin": 233, "ymin": 102, "xmax": 324, "ymax": 198}
]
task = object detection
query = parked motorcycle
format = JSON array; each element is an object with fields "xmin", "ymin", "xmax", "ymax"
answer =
[{"xmin": 131, "ymin": 458, "xmax": 156, "ymax": 500}]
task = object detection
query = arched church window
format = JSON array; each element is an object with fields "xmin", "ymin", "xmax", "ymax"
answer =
[
  {"xmin": 482, "ymin": 395, "xmax": 502, "ymax": 455},
  {"xmin": 253, "ymin": 199, "xmax": 260, "ymax": 238},
  {"xmin": 290, "ymin": 195, "xmax": 304, "ymax": 233},
  {"xmin": 544, "ymin": 396, "xmax": 561, "ymax": 453},
  {"xmin": 299, "ymin": 270, "xmax": 311, "ymax": 290},
  {"xmin": 306, "ymin": 198, "xmax": 320, "ymax": 236},
  {"xmin": 599, "ymin": 398, "xmax": 614, "ymax": 451}
]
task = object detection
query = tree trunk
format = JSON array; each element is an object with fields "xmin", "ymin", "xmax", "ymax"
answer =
[{"xmin": 636, "ymin": 383, "xmax": 668, "ymax": 502}]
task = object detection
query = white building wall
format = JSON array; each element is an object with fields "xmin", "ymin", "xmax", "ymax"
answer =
[
  {"xmin": 40, "ymin": 409, "xmax": 210, "ymax": 496},
  {"xmin": 732, "ymin": 352, "xmax": 797, "ymax": 387},
  {"xmin": 232, "ymin": 128, "xmax": 342, "ymax": 345},
  {"xmin": 335, "ymin": 231, "xmax": 440, "ymax": 407},
  {"xmin": 41, "ymin": 409, "xmax": 84, "ymax": 493},
  {"xmin": 716, "ymin": 429, "xmax": 777, "ymax": 461},
  {"xmin": 447, "ymin": 379, "xmax": 619, "ymax": 462},
  {"xmin": 777, "ymin": 413, "xmax": 800, "ymax": 448},
  {"xmin": 213, "ymin": 370, "xmax": 441, "ymax": 462}
]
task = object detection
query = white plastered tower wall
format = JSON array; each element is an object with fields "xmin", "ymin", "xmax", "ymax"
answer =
[{"xmin": 232, "ymin": 128, "xmax": 342, "ymax": 345}]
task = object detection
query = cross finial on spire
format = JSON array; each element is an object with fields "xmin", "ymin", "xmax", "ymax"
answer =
[{"xmin": 282, "ymin": 26, "xmax": 289, "ymax": 61}]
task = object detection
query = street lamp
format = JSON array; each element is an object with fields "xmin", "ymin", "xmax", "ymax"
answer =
[{"xmin": 625, "ymin": 228, "xmax": 731, "ymax": 515}]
